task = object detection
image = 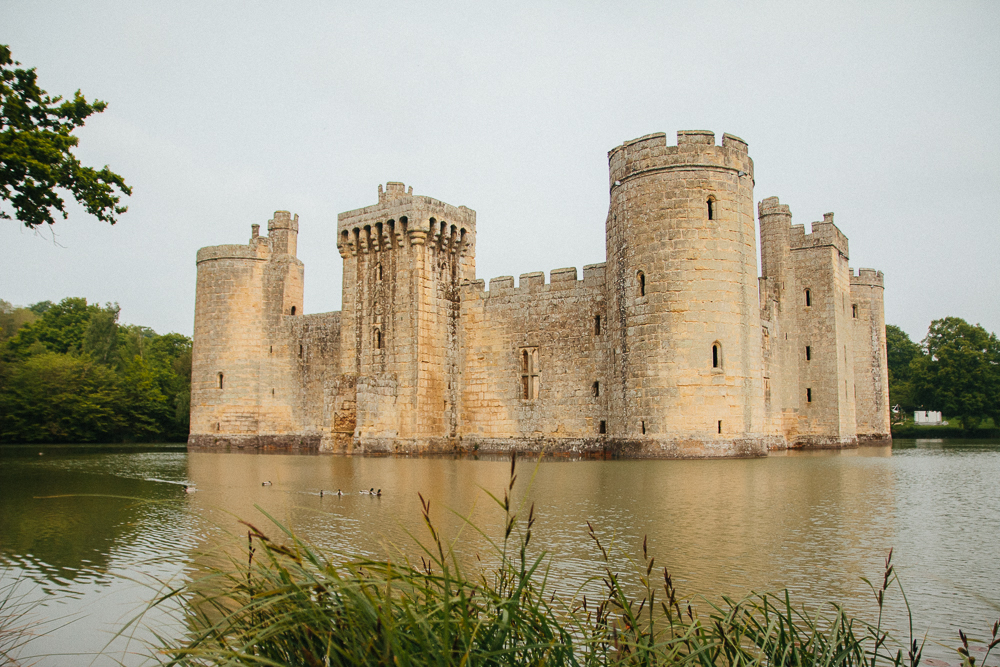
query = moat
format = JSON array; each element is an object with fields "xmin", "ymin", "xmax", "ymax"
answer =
[{"xmin": 1, "ymin": 441, "xmax": 998, "ymax": 666}]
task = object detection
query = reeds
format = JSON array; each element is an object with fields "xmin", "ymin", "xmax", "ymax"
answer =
[{"xmin": 150, "ymin": 454, "xmax": 999, "ymax": 667}]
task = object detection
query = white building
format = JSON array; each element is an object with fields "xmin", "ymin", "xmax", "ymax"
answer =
[{"xmin": 914, "ymin": 410, "xmax": 943, "ymax": 425}]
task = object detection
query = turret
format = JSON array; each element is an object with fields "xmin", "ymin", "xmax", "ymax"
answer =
[
  {"xmin": 851, "ymin": 268, "xmax": 890, "ymax": 442},
  {"xmin": 268, "ymin": 210, "xmax": 299, "ymax": 256},
  {"xmin": 604, "ymin": 131, "xmax": 764, "ymax": 455}
]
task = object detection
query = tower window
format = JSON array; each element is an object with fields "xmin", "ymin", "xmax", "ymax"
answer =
[
  {"xmin": 805, "ymin": 289, "xmax": 811, "ymax": 307},
  {"xmin": 376, "ymin": 264, "xmax": 383, "ymax": 281},
  {"xmin": 807, "ymin": 388, "xmax": 812, "ymax": 403},
  {"xmin": 374, "ymin": 329, "xmax": 382, "ymax": 350},
  {"xmin": 218, "ymin": 373, "xmax": 224, "ymax": 390},
  {"xmin": 520, "ymin": 347, "xmax": 539, "ymax": 400},
  {"xmin": 805, "ymin": 346, "xmax": 811, "ymax": 360},
  {"xmin": 299, "ymin": 344, "xmax": 304, "ymax": 358},
  {"xmin": 291, "ymin": 306, "xmax": 297, "ymax": 316},
  {"xmin": 599, "ymin": 420, "xmax": 606, "ymax": 434},
  {"xmin": 712, "ymin": 343, "xmax": 721, "ymax": 368},
  {"xmin": 594, "ymin": 314, "xmax": 601, "ymax": 335},
  {"xmin": 707, "ymin": 197, "xmax": 716, "ymax": 220},
  {"xmin": 641, "ymin": 421, "xmax": 646, "ymax": 435},
  {"xmin": 592, "ymin": 381, "xmax": 600, "ymax": 397},
  {"xmin": 852, "ymin": 304, "xmax": 858, "ymax": 318},
  {"xmin": 637, "ymin": 271, "xmax": 645, "ymax": 297},
  {"xmin": 718, "ymin": 420, "xmax": 722, "ymax": 434}
]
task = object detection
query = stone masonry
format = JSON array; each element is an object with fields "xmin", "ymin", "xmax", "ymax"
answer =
[{"xmin": 189, "ymin": 131, "xmax": 891, "ymax": 456}]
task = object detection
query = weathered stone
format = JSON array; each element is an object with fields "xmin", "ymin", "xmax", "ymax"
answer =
[{"xmin": 189, "ymin": 132, "xmax": 891, "ymax": 458}]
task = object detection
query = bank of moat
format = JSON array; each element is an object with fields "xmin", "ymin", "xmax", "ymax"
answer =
[{"xmin": 189, "ymin": 131, "xmax": 890, "ymax": 457}]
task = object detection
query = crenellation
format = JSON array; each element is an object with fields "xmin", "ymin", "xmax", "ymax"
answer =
[{"xmin": 191, "ymin": 130, "xmax": 889, "ymax": 456}]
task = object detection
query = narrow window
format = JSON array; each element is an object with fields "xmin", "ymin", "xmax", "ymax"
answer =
[
  {"xmin": 599, "ymin": 420, "xmax": 607, "ymax": 434},
  {"xmin": 712, "ymin": 344, "xmax": 720, "ymax": 368},
  {"xmin": 707, "ymin": 197, "xmax": 715, "ymax": 220},
  {"xmin": 272, "ymin": 388, "xmax": 274, "ymax": 396},
  {"xmin": 269, "ymin": 345, "xmax": 272, "ymax": 354},
  {"xmin": 216, "ymin": 422, "xmax": 221, "ymax": 432},
  {"xmin": 376, "ymin": 264, "xmax": 383, "ymax": 281},
  {"xmin": 291, "ymin": 306, "xmax": 297, "ymax": 316},
  {"xmin": 592, "ymin": 381, "xmax": 600, "ymax": 397},
  {"xmin": 218, "ymin": 373, "xmax": 224, "ymax": 389},
  {"xmin": 806, "ymin": 388, "xmax": 812, "ymax": 403},
  {"xmin": 852, "ymin": 304, "xmax": 858, "ymax": 318},
  {"xmin": 374, "ymin": 329, "xmax": 382, "ymax": 350},
  {"xmin": 299, "ymin": 344, "xmax": 304, "ymax": 358},
  {"xmin": 594, "ymin": 314, "xmax": 601, "ymax": 335},
  {"xmin": 520, "ymin": 348, "xmax": 539, "ymax": 399},
  {"xmin": 805, "ymin": 289, "xmax": 811, "ymax": 307},
  {"xmin": 637, "ymin": 271, "xmax": 645, "ymax": 297},
  {"xmin": 805, "ymin": 346, "xmax": 811, "ymax": 361},
  {"xmin": 641, "ymin": 421, "xmax": 646, "ymax": 435},
  {"xmin": 718, "ymin": 420, "xmax": 722, "ymax": 434}
]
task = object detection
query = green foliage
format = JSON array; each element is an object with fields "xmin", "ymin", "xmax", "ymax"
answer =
[
  {"xmin": 0, "ymin": 296, "xmax": 191, "ymax": 443},
  {"xmin": 1, "ymin": 44, "xmax": 131, "ymax": 227},
  {"xmin": 0, "ymin": 299, "xmax": 37, "ymax": 344},
  {"xmin": 0, "ymin": 351, "xmax": 121, "ymax": 442},
  {"xmin": 910, "ymin": 317, "xmax": 1000, "ymax": 431},
  {"xmin": 1, "ymin": 297, "xmax": 99, "ymax": 359},
  {"xmin": 885, "ymin": 325, "xmax": 921, "ymax": 413}
]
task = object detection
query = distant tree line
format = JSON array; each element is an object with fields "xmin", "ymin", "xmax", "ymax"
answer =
[
  {"xmin": 0, "ymin": 297, "xmax": 191, "ymax": 443},
  {"xmin": 887, "ymin": 317, "xmax": 1000, "ymax": 431}
]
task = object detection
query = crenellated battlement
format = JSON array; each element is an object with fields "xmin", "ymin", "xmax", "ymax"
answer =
[
  {"xmin": 607, "ymin": 130, "xmax": 753, "ymax": 189},
  {"xmin": 268, "ymin": 210, "xmax": 299, "ymax": 232},
  {"xmin": 850, "ymin": 268, "xmax": 884, "ymax": 288},
  {"xmin": 758, "ymin": 196, "xmax": 792, "ymax": 219},
  {"xmin": 789, "ymin": 213, "xmax": 849, "ymax": 258},
  {"xmin": 337, "ymin": 182, "xmax": 476, "ymax": 258},
  {"xmin": 462, "ymin": 263, "xmax": 606, "ymax": 297}
]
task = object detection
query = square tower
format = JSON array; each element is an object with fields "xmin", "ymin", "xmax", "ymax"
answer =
[{"xmin": 336, "ymin": 183, "xmax": 477, "ymax": 449}]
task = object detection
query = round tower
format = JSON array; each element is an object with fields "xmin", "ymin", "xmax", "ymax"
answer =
[
  {"xmin": 605, "ymin": 131, "xmax": 765, "ymax": 455},
  {"xmin": 189, "ymin": 211, "xmax": 303, "ymax": 447},
  {"xmin": 190, "ymin": 239, "xmax": 268, "ymax": 445}
]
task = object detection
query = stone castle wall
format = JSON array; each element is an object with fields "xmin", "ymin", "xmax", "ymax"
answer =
[
  {"xmin": 457, "ymin": 264, "xmax": 609, "ymax": 454},
  {"xmin": 189, "ymin": 132, "xmax": 891, "ymax": 457}
]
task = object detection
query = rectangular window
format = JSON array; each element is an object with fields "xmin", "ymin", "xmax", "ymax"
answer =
[
  {"xmin": 805, "ymin": 345, "xmax": 811, "ymax": 361},
  {"xmin": 806, "ymin": 388, "xmax": 812, "ymax": 403},
  {"xmin": 717, "ymin": 420, "xmax": 722, "ymax": 434},
  {"xmin": 852, "ymin": 304, "xmax": 858, "ymax": 318},
  {"xmin": 520, "ymin": 347, "xmax": 539, "ymax": 400},
  {"xmin": 594, "ymin": 315, "xmax": 601, "ymax": 335},
  {"xmin": 599, "ymin": 420, "xmax": 606, "ymax": 434}
]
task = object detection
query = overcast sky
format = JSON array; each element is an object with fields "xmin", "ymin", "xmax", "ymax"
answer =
[{"xmin": 3, "ymin": 0, "xmax": 998, "ymax": 341}]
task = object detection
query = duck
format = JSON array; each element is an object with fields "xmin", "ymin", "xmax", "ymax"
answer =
[
  {"xmin": 376, "ymin": 489, "xmax": 382, "ymax": 497},
  {"xmin": 319, "ymin": 490, "xmax": 325, "ymax": 497},
  {"xmin": 262, "ymin": 481, "xmax": 272, "ymax": 486},
  {"xmin": 337, "ymin": 489, "xmax": 343, "ymax": 496},
  {"xmin": 184, "ymin": 486, "xmax": 197, "ymax": 493}
]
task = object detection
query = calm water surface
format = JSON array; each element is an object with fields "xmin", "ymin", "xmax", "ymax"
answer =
[{"xmin": 1, "ymin": 441, "xmax": 998, "ymax": 666}]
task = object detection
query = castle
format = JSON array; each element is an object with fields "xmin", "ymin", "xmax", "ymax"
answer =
[{"xmin": 189, "ymin": 131, "xmax": 890, "ymax": 457}]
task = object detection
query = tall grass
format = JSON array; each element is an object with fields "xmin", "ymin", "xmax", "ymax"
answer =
[{"xmin": 149, "ymin": 454, "xmax": 999, "ymax": 667}]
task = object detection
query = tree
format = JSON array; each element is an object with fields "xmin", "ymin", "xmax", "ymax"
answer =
[
  {"xmin": 885, "ymin": 324, "xmax": 922, "ymax": 412},
  {"xmin": 0, "ymin": 351, "xmax": 121, "ymax": 442},
  {"xmin": 1, "ymin": 44, "xmax": 131, "ymax": 228},
  {"xmin": 0, "ymin": 299, "xmax": 37, "ymax": 343},
  {"xmin": 1, "ymin": 297, "xmax": 99, "ymax": 360},
  {"xmin": 910, "ymin": 317, "xmax": 1000, "ymax": 430}
]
